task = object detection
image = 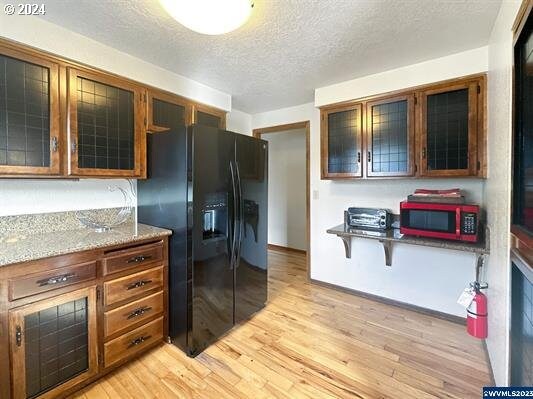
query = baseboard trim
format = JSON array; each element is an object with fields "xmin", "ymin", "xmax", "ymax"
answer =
[
  {"xmin": 482, "ymin": 340, "xmax": 496, "ymax": 386},
  {"xmin": 268, "ymin": 244, "xmax": 307, "ymax": 254},
  {"xmin": 309, "ymin": 278, "xmax": 466, "ymax": 325}
]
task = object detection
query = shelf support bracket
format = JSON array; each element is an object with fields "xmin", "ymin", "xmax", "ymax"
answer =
[
  {"xmin": 379, "ymin": 240, "xmax": 392, "ymax": 267},
  {"xmin": 338, "ymin": 235, "xmax": 352, "ymax": 259}
]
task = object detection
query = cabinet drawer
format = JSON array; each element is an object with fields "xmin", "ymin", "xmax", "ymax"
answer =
[
  {"xmin": 103, "ymin": 241, "xmax": 164, "ymax": 276},
  {"xmin": 104, "ymin": 291, "xmax": 164, "ymax": 338},
  {"xmin": 104, "ymin": 266, "xmax": 164, "ymax": 307},
  {"xmin": 8, "ymin": 261, "xmax": 97, "ymax": 301},
  {"xmin": 104, "ymin": 316, "xmax": 163, "ymax": 368}
]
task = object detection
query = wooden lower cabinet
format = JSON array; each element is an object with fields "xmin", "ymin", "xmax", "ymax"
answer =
[
  {"xmin": 9, "ymin": 286, "xmax": 99, "ymax": 399},
  {"xmin": 0, "ymin": 236, "xmax": 169, "ymax": 399}
]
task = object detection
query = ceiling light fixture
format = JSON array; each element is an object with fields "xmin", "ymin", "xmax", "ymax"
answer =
[{"xmin": 159, "ymin": 0, "xmax": 254, "ymax": 35}]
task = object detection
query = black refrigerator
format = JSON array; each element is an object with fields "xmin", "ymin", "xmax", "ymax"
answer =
[{"xmin": 137, "ymin": 125, "xmax": 268, "ymax": 356}]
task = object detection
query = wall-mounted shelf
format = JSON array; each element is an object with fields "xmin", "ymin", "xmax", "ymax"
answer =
[{"xmin": 326, "ymin": 224, "xmax": 490, "ymax": 267}]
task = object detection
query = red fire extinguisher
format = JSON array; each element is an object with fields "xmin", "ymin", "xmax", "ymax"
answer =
[{"xmin": 467, "ymin": 282, "xmax": 488, "ymax": 339}]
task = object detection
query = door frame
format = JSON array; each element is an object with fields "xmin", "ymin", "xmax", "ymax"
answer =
[{"xmin": 253, "ymin": 121, "xmax": 311, "ymax": 280}]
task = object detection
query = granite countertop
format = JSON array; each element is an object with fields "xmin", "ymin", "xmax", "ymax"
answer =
[
  {"xmin": 0, "ymin": 223, "xmax": 172, "ymax": 267},
  {"xmin": 326, "ymin": 224, "xmax": 490, "ymax": 254}
]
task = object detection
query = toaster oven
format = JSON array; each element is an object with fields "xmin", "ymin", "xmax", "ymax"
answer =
[{"xmin": 345, "ymin": 208, "xmax": 391, "ymax": 230}]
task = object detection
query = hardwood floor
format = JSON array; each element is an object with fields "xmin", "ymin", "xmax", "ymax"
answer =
[{"xmin": 70, "ymin": 249, "xmax": 492, "ymax": 399}]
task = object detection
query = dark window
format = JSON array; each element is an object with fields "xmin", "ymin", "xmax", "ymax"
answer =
[
  {"xmin": 327, "ymin": 108, "xmax": 360, "ymax": 174},
  {"xmin": 402, "ymin": 210, "xmax": 456, "ymax": 233},
  {"xmin": 513, "ymin": 14, "xmax": 533, "ymax": 233},
  {"xmin": 370, "ymin": 100, "xmax": 408, "ymax": 173},
  {"xmin": 77, "ymin": 77, "xmax": 134, "ymax": 170},
  {"xmin": 511, "ymin": 263, "xmax": 533, "ymax": 386},
  {"xmin": 153, "ymin": 99, "xmax": 185, "ymax": 129},
  {"xmin": 197, "ymin": 111, "xmax": 220, "ymax": 128},
  {"xmin": 427, "ymin": 89, "xmax": 469, "ymax": 171},
  {"xmin": 0, "ymin": 55, "xmax": 50, "ymax": 167},
  {"xmin": 24, "ymin": 298, "xmax": 89, "ymax": 398}
]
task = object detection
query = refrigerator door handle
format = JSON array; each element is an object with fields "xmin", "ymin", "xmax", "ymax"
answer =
[
  {"xmin": 235, "ymin": 161, "xmax": 244, "ymax": 268},
  {"xmin": 229, "ymin": 161, "xmax": 238, "ymax": 270}
]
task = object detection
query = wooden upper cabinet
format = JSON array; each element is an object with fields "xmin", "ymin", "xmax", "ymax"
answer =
[
  {"xmin": 320, "ymin": 74, "xmax": 486, "ymax": 180},
  {"xmin": 366, "ymin": 94, "xmax": 415, "ymax": 177},
  {"xmin": 147, "ymin": 89, "xmax": 191, "ymax": 132},
  {"xmin": 192, "ymin": 103, "xmax": 226, "ymax": 129},
  {"xmin": 67, "ymin": 68, "xmax": 146, "ymax": 178},
  {"xmin": 418, "ymin": 77, "xmax": 483, "ymax": 177},
  {"xmin": 321, "ymin": 104, "xmax": 363, "ymax": 179},
  {"xmin": 0, "ymin": 45, "xmax": 60, "ymax": 176}
]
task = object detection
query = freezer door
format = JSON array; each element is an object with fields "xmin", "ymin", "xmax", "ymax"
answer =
[
  {"xmin": 234, "ymin": 134, "xmax": 268, "ymax": 324},
  {"xmin": 190, "ymin": 125, "xmax": 236, "ymax": 355}
]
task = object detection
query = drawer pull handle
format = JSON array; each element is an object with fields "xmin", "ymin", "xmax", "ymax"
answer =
[
  {"xmin": 127, "ymin": 306, "xmax": 153, "ymax": 319},
  {"xmin": 127, "ymin": 255, "xmax": 152, "ymax": 264},
  {"xmin": 37, "ymin": 273, "xmax": 76, "ymax": 287},
  {"xmin": 128, "ymin": 335, "xmax": 152, "ymax": 348},
  {"xmin": 126, "ymin": 279, "xmax": 153, "ymax": 290}
]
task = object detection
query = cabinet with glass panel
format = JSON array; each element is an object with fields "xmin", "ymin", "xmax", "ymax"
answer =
[
  {"xmin": 0, "ymin": 44, "xmax": 61, "ymax": 176},
  {"xmin": 67, "ymin": 68, "xmax": 146, "ymax": 178},
  {"xmin": 320, "ymin": 74, "xmax": 486, "ymax": 179}
]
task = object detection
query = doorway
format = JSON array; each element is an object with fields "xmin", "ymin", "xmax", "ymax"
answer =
[{"xmin": 253, "ymin": 121, "xmax": 310, "ymax": 277}]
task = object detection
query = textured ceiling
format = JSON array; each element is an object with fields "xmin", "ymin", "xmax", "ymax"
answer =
[{"xmin": 38, "ymin": 0, "xmax": 501, "ymax": 113}]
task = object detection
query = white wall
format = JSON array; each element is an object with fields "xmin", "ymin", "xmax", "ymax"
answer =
[
  {"xmin": 0, "ymin": 11, "xmax": 233, "ymax": 218},
  {"xmin": 226, "ymin": 109, "xmax": 252, "ymax": 135},
  {"xmin": 263, "ymin": 129, "xmax": 306, "ymax": 250},
  {"xmin": 485, "ymin": 0, "xmax": 522, "ymax": 386},
  {"xmin": 315, "ymin": 47, "xmax": 488, "ymax": 107},
  {"xmin": 0, "ymin": 179, "xmax": 134, "ymax": 216},
  {"xmin": 252, "ymin": 47, "xmax": 490, "ymax": 317}
]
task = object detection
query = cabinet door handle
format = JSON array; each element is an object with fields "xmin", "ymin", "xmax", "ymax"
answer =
[
  {"xmin": 71, "ymin": 140, "xmax": 77, "ymax": 154},
  {"xmin": 422, "ymin": 147, "xmax": 426, "ymax": 159},
  {"xmin": 51, "ymin": 137, "xmax": 58, "ymax": 152},
  {"xmin": 126, "ymin": 255, "xmax": 152, "ymax": 264},
  {"xmin": 128, "ymin": 335, "xmax": 151, "ymax": 348},
  {"xmin": 357, "ymin": 152, "xmax": 361, "ymax": 163},
  {"xmin": 126, "ymin": 279, "xmax": 153, "ymax": 290},
  {"xmin": 36, "ymin": 273, "xmax": 76, "ymax": 287},
  {"xmin": 126, "ymin": 306, "xmax": 152, "ymax": 320},
  {"xmin": 367, "ymin": 151, "xmax": 371, "ymax": 163},
  {"xmin": 15, "ymin": 326, "xmax": 22, "ymax": 347}
]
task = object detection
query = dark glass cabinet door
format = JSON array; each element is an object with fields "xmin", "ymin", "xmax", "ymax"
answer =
[
  {"xmin": 147, "ymin": 91, "xmax": 190, "ymax": 132},
  {"xmin": 420, "ymin": 82, "xmax": 479, "ymax": 176},
  {"xmin": 193, "ymin": 105, "xmax": 226, "ymax": 129},
  {"xmin": 321, "ymin": 104, "xmax": 363, "ymax": 178},
  {"xmin": 0, "ymin": 48, "xmax": 60, "ymax": 175},
  {"xmin": 9, "ymin": 287, "xmax": 97, "ymax": 399},
  {"xmin": 235, "ymin": 134, "xmax": 268, "ymax": 324},
  {"xmin": 190, "ymin": 126, "xmax": 235, "ymax": 355},
  {"xmin": 68, "ymin": 68, "xmax": 144, "ymax": 177},
  {"xmin": 366, "ymin": 95, "xmax": 415, "ymax": 177}
]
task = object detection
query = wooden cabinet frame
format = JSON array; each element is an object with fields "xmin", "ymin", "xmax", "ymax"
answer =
[
  {"xmin": 0, "ymin": 44, "xmax": 61, "ymax": 176},
  {"xmin": 418, "ymin": 80, "xmax": 479, "ymax": 177},
  {"xmin": 319, "ymin": 73, "xmax": 486, "ymax": 180},
  {"xmin": 192, "ymin": 102, "xmax": 227, "ymax": 129},
  {"xmin": 9, "ymin": 286, "xmax": 98, "ymax": 399},
  {"xmin": 67, "ymin": 67, "xmax": 146, "ymax": 178},
  {"xmin": 365, "ymin": 93, "xmax": 416, "ymax": 177},
  {"xmin": 146, "ymin": 89, "xmax": 192, "ymax": 132},
  {"xmin": 320, "ymin": 103, "xmax": 363, "ymax": 179}
]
